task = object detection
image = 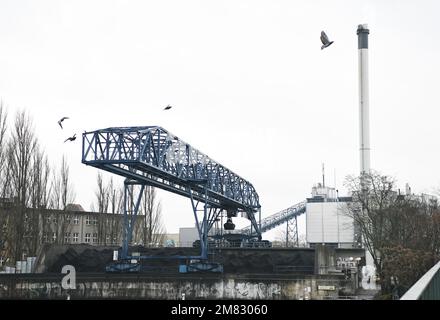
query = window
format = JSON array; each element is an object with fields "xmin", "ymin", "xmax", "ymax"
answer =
[
  {"xmin": 46, "ymin": 216, "xmax": 51, "ymax": 224},
  {"xmin": 53, "ymin": 216, "xmax": 58, "ymax": 225},
  {"xmin": 86, "ymin": 216, "xmax": 91, "ymax": 225},
  {"xmin": 73, "ymin": 233, "xmax": 79, "ymax": 243},
  {"xmin": 65, "ymin": 215, "xmax": 71, "ymax": 224},
  {"xmin": 93, "ymin": 233, "xmax": 98, "ymax": 243},
  {"xmin": 112, "ymin": 234, "xmax": 118, "ymax": 245},
  {"xmin": 43, "ymin": 232, "xmax": 49, "ymax": 243},
  {"xmin": 64, "ymin": 233, "xmax": 71, "ymax": 243},
  {"xmin": 85, "ymin": 233, "xmax": 91, "ymax": 243},
  {"xmin": 73, "ymin": 216, "xmax": 79, "ymax": 225},
  {"xmin": 92, "ymin": 217, "xmax": 98, "ymax": 225},
  {"xmin": 52, "ymin": 232, "xmax": 57, "ymax": 243}
]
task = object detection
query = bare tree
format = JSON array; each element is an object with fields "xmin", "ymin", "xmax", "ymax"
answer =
[
  {"xmin": 7, "ymin": 110, "xmax": 37, "ymax": 206},
  {"xmin": 58, "ymin": 156, "xmax": 76, "ymax": 245},
  {"xmin": 0, "ymin": 102, "xmax": 8, "ymax": 261},
  {"xmin": 0, "ymin": 101, "xmax": 8, "ymax": 198},
  {"xmin": 92, "ymin": 179, "xmax": 165, "ymax": 246},
  {"xmin": 90, "ymin": 174, "xmax": 165, "ymax": 247},
  {"xmin": 0, "ymin": 107, "xmax": 58, "ymax": 259},
  {"xmin": 60, "ymin": 156, "xmax": 75, "ymax": 209},
  {"xmin": 108, "ymin": 178, "xmax": 123, "ymax": 214},
  {"xmin": 106, "ymin": 179, "xmax": 124, "ymax": 245},
  {"xmin": 135, "ymin": 186, "xmax": 165, "ymax": 246},
  {"xmin": 26, "ymin": 146, "xmax": 51, "ymax": 254},
  {"xmin": 93, "ymin": 172, "xmax": 110, "ymax": 245},
  {"xmin": 0, "ymin": 108, "xmax": 81, "ymax": 260},
  {"xmin": 91, "ymin": 172, "xmax": 110, "ymax": 213},
  {"xmin": 5, "ymin": 110, "xmax": 38, "ymax": 261},
  {"xmin": 49, "ymin": 170, "xmax": 61, "ymax": 210},
  {"xmin": 344, "ymin": 171, "xmax": 440, "ymax": 297},
  {"xmin": 30, "ymin": 146, "xmax": 51, "ymax": 209},
  {"xmin": 275, "ymin": 230, "xmax": 307, "ymax": 247},
  {"xmin": 343, "ymin": 171, "xmax": 397, "ymax": 277},
  {"xmin": 91, "ymin": 173, "xmax": 125, "ymax": 245},
  {"xmin": 50, "ymin": 155, "xmax": 75, "ymax": 210},
  {"xmin": 45, "ymin": 155, "xmax": 76, "ymax": 246}
]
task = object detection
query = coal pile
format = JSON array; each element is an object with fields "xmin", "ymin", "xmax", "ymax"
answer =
[
  {"xmin": 34, "ymin": 244, "xmax": 119, "ymax": 273},
  {"xmin": 47, "ymin": 247, "xmax": 116, "ymax": 273},
  {"xmin": 219, "ymin": 249, "xmax": 314, "ymax": 274},
  {"xmin": 37, "ymin": 244, "xmax": 314, "ymax": 274}
]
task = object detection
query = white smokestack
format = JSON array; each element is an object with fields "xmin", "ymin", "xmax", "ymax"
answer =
[
  {"xmin": 357, "ymin": 24, "xmax": 376, "ymax": 272},
  {"xmin": 357, "ymin": 24, "xmax": 370, "ymax": 176}
]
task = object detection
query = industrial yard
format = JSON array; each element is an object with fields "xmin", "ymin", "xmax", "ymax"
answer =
[
  {"xmin": 1, "ymin": 244, "xmax": 368, "ymax": 300},
  {"xmin": 1, "ymin": 2, "xmax": 440, "ymax": 306}
]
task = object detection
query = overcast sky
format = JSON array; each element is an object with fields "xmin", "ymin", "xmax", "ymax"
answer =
[{"xmin": 1, "ymin": 0, "xmax": 439, "ymax": 239}]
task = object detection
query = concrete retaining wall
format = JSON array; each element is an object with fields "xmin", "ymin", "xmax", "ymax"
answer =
[{"xmin": 0, "ymin": 273, "xmax": 350, "ymax": 300}]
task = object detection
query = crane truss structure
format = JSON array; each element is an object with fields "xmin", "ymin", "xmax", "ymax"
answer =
[
  {"xmin": 285, "ymin": 217, "xmax": 299, "ymax": 247},
  {"xmin": 241, "ymin": 201, "xmax": 306, "ymax": 239},
  {"xmin": 82, "ymin": 126, "xmax": 261, "ymax": 272}
]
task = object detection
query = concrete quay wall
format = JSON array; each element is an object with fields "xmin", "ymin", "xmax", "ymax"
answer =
[{"xmin": 0, "ymin": 273, "xmax": 350, "ymax": 300}]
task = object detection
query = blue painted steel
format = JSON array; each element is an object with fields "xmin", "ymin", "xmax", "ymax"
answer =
[
  {"xmin": 105, "ymin": 261, "xmax": 141, "ymax": 273},
  {"xmin": 184, "ymin": 262, "xmax": 223, "ymax": 273},
  {"xmin": 122, "ymin": 182, "xmax": 145, "ymax": 258},
  {"xmin": 82, "ymin": 126, "xmax": 262, "ymax": 270},
  {"xmin": 82, "ymin": 126, "xmax": 260, "ymax": 212}
]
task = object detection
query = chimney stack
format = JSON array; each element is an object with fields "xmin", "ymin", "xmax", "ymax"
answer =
[{"xmin": 357, "ymin": 24, "xmax": 371, "ymax": 176}]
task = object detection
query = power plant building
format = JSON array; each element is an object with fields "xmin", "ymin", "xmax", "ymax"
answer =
[{"xmin": 306, "ymin": 184, "xmax": 356, "ymax": 249}]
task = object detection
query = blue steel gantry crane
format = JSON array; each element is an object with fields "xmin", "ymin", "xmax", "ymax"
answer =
[{"xmin": 82, "ymin": 126, "xmax": 262, "ymax": 272}]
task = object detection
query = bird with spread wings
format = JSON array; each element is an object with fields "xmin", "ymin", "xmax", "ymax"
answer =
[
  {"xmin": 64, "ymin": 134, "xmax": 76, "ymax": 143},
  {"xmin": 58, "ymin": 116, "xmax": 69, "ymax": 129},
  {"xmin": 320, "ymin": 31, "xmax": 334, "ymax": 50}
]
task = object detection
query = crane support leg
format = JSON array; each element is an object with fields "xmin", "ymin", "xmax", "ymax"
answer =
[
  {"xmin": 188, "ymin": 187, "xmax": 221, "ymax": 260},
  {"xmin": 122, "ymin": 180, "xmax": 145, "ymax": 259}
]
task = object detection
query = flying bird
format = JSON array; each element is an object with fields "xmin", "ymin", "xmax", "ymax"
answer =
[
  {"xmin": 64, "ymin": 134, "xmax": 76, "ymax": 143},
  {"xmin": 320, "ymin": 31, "xmax": 334, "ymax": 50},
  {"xmin": 58, "ymin": 117, "xmax": 69, "ymax": 129},
  {"xmin": 164, "ymin": 105, "xmax": 172, "ymax": 110}
]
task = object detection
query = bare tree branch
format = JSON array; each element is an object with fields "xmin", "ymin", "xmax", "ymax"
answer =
[{"xmin": 344, "ymin": 170, "xmax": 440, "ymax": 296}]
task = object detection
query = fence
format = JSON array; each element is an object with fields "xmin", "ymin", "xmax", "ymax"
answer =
[{"xmin": 400, "ymin": 260, "xmax": 440, "ymax": 300}]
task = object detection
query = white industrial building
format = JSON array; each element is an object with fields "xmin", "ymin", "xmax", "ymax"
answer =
[
  {"xmin": 179, "ymin": 227, "xmax": 199, "ymax": 247},
  {"xmin": 306, "ymin": 183, "xmax": 357, "ymax": 249}
]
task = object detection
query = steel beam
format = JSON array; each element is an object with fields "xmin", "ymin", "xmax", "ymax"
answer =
[
  {"xmin": 241, "ymin": 201, "xmax": 306, "ymax": 236},
  {"xmin": 82, "ymin": 126, "xmax": 261, "ymax": 272}
]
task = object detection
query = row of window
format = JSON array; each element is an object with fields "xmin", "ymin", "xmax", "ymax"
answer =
[
  {"xmin": 45, "ymin": 216, "xmax": 98, "ymax": 225},
  {"xmin": 66, "ymin": 232, "xmax": 99, "ymax": 243},
  {"xmin": 43, "ymin": 232, "xmax": 119, "ymax": 244}
]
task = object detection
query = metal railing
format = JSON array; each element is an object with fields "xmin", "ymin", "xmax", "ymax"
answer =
[{"xmin": 400, "ymin": 260, "xmax": 440, "ymax": 300}]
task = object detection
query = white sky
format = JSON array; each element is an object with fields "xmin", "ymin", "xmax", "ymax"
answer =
[{"xmin": 1, "ymin": 0, "xmax": 439, "ymax": 239}]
